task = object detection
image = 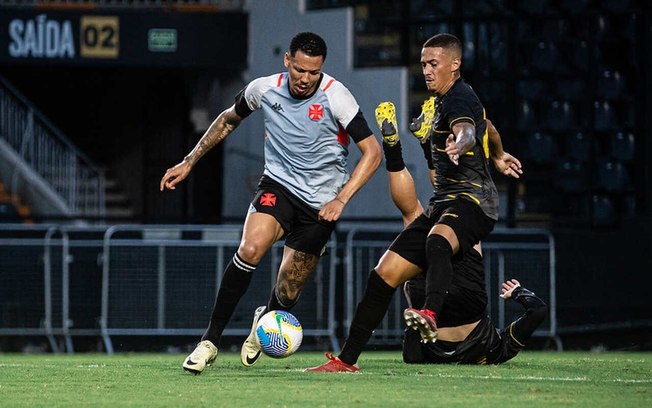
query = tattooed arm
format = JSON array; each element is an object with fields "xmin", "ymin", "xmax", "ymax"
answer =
[{"xmin": 160, "ymin": 105, "xmax": 242, "ymax": 191}]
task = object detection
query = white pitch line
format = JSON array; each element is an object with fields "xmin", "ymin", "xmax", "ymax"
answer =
[{"xmin": 419, "ymin": 372, "xmax": 652, "ymax": 384}]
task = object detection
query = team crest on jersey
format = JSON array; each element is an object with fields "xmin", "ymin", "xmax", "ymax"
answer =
[
  {"xmin": 259, "ymin": 193, "xmax": 277, "ymax": 207},
  {"xmin": 308, "ymin": 104, "xmax": 324, "ymax": 121}
]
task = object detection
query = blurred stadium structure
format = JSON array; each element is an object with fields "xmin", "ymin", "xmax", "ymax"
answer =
[{"xmin": 0, "ymin": 0, "xmax": 650, "ymax": 351}]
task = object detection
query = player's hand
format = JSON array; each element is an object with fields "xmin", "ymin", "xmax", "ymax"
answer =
[
  {"xmin": 160, "ymin": 161, "xmax": 192, "ymax": 191},
  {"xmin": 445, "ymin": 134, "xmax": 460, "ymax": 165},
  {"xmin": 492, "ymin": 152, "xmax": 523, "ymax": 179},
  {"xmin": 500, "ymin": 279, "xmax": 521, "ymax": 299},
  {"xmin": 319, "ymin": 197, "xmax": 345, "ymax": 222}
]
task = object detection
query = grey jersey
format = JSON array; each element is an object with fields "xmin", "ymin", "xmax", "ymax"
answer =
[{"xmin": 235, "ymin": 72, "xmax": 363, "ymax": 209}]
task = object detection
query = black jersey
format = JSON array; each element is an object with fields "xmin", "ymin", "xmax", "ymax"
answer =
[{"xmin": 428, "ymin": 78, "xmax": 499, "ymax": 220}]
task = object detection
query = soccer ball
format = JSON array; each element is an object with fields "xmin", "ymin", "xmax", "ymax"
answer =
[{"xmin": 255, "ymin": 310, "xmax": 303, "ymax": 358}]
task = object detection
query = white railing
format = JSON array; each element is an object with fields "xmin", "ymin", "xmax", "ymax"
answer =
[{"xmin": 0, "ymin": 75, "xmax": 105, "ymax": 218}]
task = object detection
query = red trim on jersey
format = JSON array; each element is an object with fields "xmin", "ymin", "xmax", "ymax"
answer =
[
  {"xmin": 337, "ymin": 124, "xmax": 349, "ymax": 147},
  {"xmin": 322, "ymin": 78, "xmax": 335, "ymax": 92},
  {"xmin": 276, "ymin": 73, "xmax": 284, "ymax": 87}
]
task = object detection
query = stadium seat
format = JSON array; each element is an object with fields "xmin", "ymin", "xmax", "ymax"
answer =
[
  {"xmin": 594, "ymin": 14, "xmax": 612, "ymax": 40},
  {"xmin": 517, "ymin": 100, "xmax": 538, "ymax": 131},
  {"xmin": 594, "ymin": 100, "xmax": 619, "ymax": 131},
  {"xmin": 530, "ymin": 41, "xmax": 561, "ymax": 73},
  {"xmin": 601, "ymin": 0, "xmax": 635, "ymax": 14},
  {"xmin": 544, "ymin": 100, "xmax": 575, "ymax": 131},
  {"xmin": 554, "ymin": 79, "xmax": 586, "ymax": 102},
  {"xmin": 569, "ymin": 40, "xmax": 594, "ymax": 72},
  {"xmin": 622, "ymin": 193, "xmax": 636, "ymax": 217},
  {"xmin": 611, "ymin": 131, "xmax": 635, "ymax": 161},
  {"xmin": 592, "ymin": 195, "xmax": 617, "ymax": 226},
  {"xmin": 527, "ymin": 132, "xmax": 557, "ymax": 163},
  {"xmin": 597, "ymin": 160, "xmax": 630, "ymax": 192},
  {"xmin": 558, "ymin": 0, "xmax": 591, "ymax": 14},
  {"xmin": 555, "ymin": 160, "xmax": 589, "ymax": 192},
  {"xmin": 515, "ymin": 0, "xmax": 548, "ymax": 14},
  {"xmin": 518, "ymin": 80, "xmax": 548, "ymax": 101},
  {"xmin": 566, "ymin": 131, "xmax": 591, "ymax": 162},
  {"xmin": 597, "ymin": 69, "xmax": 626, "ymax": 99}
]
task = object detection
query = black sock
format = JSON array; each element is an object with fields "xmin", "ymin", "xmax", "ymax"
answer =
[
  {"xmin": 266, "ymin": 286, "xmax": 298, "ymax": 312},
  {"xmin": 202, "ymin": 253, "xmax": 256, "ymax": 346},
  {"xmin": 338, "ymin": 270, "xmax": 396, "ymax": 365},
  {"xmin": 383, "ymin": 141, "xmax": 405, "ymax": 172},
  {"xmin": 423, "ymin": 234, "xmax": 453, "ymax": 315}
]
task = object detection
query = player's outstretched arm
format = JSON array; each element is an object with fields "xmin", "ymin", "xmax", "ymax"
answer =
[
  {"xmin": 160, "ymin": 105, "xmax": 243, "ymax": 191},
  {"xmin": 446, "ymin": 122, "xmax": 476, "ymax": 165},
  {"xmin": 487, "ymin": 119, "xmax": 523, "ymax": 179}
]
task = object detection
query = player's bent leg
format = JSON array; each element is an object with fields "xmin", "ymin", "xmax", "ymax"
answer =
[
  {"xmin": 183, "ymin": 340, "xmax": 218, "ymax": 375},
  {"xmin": 240, "ymin": 305, "xmax": 268, "ymax": 367}
]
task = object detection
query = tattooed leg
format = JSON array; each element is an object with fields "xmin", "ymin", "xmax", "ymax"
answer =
[{"xmin": 272, "ymin": 247, "xmax": 319, "ymax": 308}]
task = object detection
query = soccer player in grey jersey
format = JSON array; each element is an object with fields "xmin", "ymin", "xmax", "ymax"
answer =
[{"xmin": 160, "ymin": 32, "xmax": 381, "ymax": 374}]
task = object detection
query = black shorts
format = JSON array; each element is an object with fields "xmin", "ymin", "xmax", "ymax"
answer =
[
  {"xmin": 249, "ymin": 176, "xmax": 335, "ymax": 256},
  {"xmin": 388, "ymin": 198, "xmax": 495, "ymax": 269}
]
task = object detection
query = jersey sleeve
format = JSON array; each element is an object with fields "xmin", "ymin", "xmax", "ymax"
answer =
[
  {"xmin": 234, "ymin": 76, "xmax": 273, "ymax": 118},
  {"xmin": 326, "ymin": 81, "xmax": 362, "ymax": 129},
  {"xmin": 345, "ymin": 111, "xmax": 374, "ymax": 143},
  {"xmin": 444, "ymin": 92, "xmax": 476, "ymax": 129}
]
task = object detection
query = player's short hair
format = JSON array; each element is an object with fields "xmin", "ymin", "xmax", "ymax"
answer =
[
  {"xmin": 289, "ymin": 32, "xmax": 328, "ymax": 61},
  {"xmin": 423, "ymin": 33, "xmax": 462, "ymax": 59}
]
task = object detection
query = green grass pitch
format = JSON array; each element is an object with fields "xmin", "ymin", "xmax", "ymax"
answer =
[{"xmin": 1, "ymin": 351, "xmax": 650, "ymax": 407}]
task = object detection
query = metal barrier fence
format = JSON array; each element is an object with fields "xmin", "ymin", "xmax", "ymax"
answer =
[
  {"xmin": 0, "ymin": 223, "xmax": 108, "ymax": 353},
  {"xmin": 99, "ymin": 224, "xmax": 338, "ymax": 354},
  {"xmin": 1, "ymin": 224, "xmax": 558, "ymax": 353},
  {"xmin": 344, "ymin": 226, "xmax": 561, "ymax": 350}
]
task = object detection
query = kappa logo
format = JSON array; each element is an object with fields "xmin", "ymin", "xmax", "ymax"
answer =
[
  {"xmin": 271, "ymin": 102, "xmax": 284, "ymax": 112},
  {"xmin": 259, "ymin": 193, "xmax": 277, "ymax": 207},
  {"xmin": 308, "ymin": 104, "xmax": 324, "ymax": 121}
]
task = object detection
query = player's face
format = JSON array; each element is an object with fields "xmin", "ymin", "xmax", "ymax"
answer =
[
  {"xmin": 420, "ymin": 46, "xmax": 460, "ymax": 95},
  {"xmin": 284, "ymin": 50, "xmax": 324, "ymax": 98}
]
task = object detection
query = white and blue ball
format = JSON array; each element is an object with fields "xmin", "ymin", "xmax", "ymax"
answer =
[{"xmin": 255, "ymin": 310, "xmax": 303, "ymax": 358}]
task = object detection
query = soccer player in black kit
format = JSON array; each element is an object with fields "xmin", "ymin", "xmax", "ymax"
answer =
[{"xmin": 306, "ymin": 33, "xmax": 545, "ymax": 371}]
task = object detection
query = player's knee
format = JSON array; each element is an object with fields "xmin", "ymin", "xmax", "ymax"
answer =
[
  {"xmin": 237, "ymin": 243, "xmax": 266, "ymax": 264},
  {"xmin": 426, "ymin": 234, "xmax": 453, "ymax": 260}
]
